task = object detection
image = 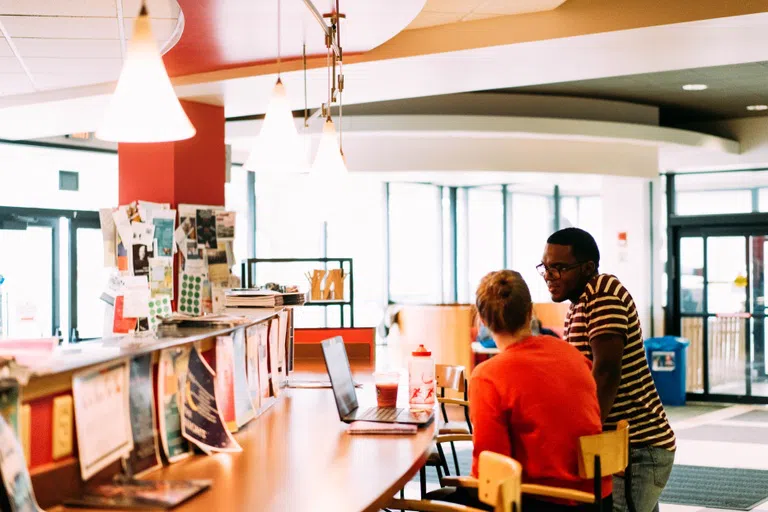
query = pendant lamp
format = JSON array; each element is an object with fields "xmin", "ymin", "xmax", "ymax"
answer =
[
  {"xmin": 312, "ymin": 117, "xmax": 348, "ymax": 175},
  {"xmin": 243, "ymin": 77, "xmax": 306, "ymax": 172},
  {"xmin": 244, "ymin": 0, "xmax": 306, "ymax": 172},
  {"xmin": 96, "ymin": 2, "xmax": 195, "ymax": 142}
]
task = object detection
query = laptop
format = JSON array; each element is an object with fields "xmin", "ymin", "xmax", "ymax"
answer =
[{"xmin": 321, "ymin": 336, "xmax": 434, "ymax": 426}]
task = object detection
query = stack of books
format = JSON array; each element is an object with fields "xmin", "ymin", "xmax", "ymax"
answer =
[{"xmin": 224, "ymin": 290, "xmax": 306, "ymax": 308}]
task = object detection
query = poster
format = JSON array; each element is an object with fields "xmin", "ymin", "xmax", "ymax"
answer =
[
  {"xmin": 126, "ymin": 355, "xmax": 161, "ymax": 476},
  {"xmin": 232, "ymin": 328, "xmax": 254, "ymax": 428},
  {"xmin": 215, "ymin": 212, "xmax": 235, "ymax": 241},
  {"xmin": 206, "ymin": 249, "xmax": 229, "ymax": 285},
  {"xmin": 244, "ymin": 325, "xmax": 262, "ymax": 412},
  {"xmin": 151, "ymin": 210, "xmax": 176, "ymax": 258},
  {"xmin": 178, "ymin": 271, "xmax": 204, "ymax": 316},
  {"xmin": 149, "ymin": 258, "xmax": 173, "ymax": 297},
  {"xmin": 148, "ymin": 295, "xmax": 172, "ymax": 331},
  {"xmin": 215, "ymin": 336, "xmax": 236, "ymax": 431},
  {"xmin": 178, "ymin": 206, "xmax": 197, "ymax": 243},
  {"xmin": 0, "ymin": 414, "xmax": 42, "ymax": 512},
  {"xmin": 196, "ymin": 209, "xmax": 217, "ymax": 249},
  {"xmin": 182, "ymin": 347, "xmax": 242, "ymax": 453},
  {"xmin": 0, "ymin": 382, "xmax": 19, "ymax": 437},
  {"xmin": 158, "ymin": 347, "xmax": 192, "ymax": 463},
  {"xmin": 72, "ymin": 360, "xmax": 133, "ymax": 481},
  {"xmin": 112, "ymin": 296, "xmax": 138, "ymax": 335}
]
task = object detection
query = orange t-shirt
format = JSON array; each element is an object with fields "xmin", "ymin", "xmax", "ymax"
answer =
[{"xmin": 469, "ymin": 335, "xmax": 611, "ymax": 498}]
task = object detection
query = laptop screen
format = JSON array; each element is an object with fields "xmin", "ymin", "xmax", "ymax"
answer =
[{"xmin": 321, "ymin": 337, "xmax": 359, "ymax": 420}]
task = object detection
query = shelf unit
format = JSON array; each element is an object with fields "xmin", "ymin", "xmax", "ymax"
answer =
[{"xmin": 241, "ymin": 257, "xmax": 355, "ymax": 327}]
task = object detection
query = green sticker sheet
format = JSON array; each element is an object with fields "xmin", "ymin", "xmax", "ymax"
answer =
[{"xmin": 178, "ymin": 272, "xmax": 204, "ymax": 316}]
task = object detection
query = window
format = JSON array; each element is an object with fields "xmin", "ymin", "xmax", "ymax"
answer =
[
  {"xmin": 224, "ymin": 165, "xmax": 251, "ymax": 267},
  {"xmin": 467, "ymin": 187, "xmax": 504, "ymax": 299},
  {"xmin": 676, "ymin": 190, "xmax": 752, "ymax": 216},
  {"xmin": 560, "ymin": 196, "xmax": 603, "ymax": 249},
  {"xmin": 510, "ymin": 193, "xmax": 554, "ymax": 302},
  {"xmin": 326, "ymin": 177, "xmax": 386, "ymax": 327},
  {"xmin": 388, "ymin": 183, "xmax": 442, "ymax": 304}
]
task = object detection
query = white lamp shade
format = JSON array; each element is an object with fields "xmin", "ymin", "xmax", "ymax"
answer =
[
  {"xmin": 96, "ymin": 7, "xmax": 195, "ymax": 142},
  {"xmin": 244, "ymin": 78, "xmax": 307, "ymax": 172},
  {"xmin": 312, "ymin": 117, "xmax": 348, "ymax": 175}
]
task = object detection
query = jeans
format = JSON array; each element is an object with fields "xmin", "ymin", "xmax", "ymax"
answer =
[{"xmin": 613, "ymin": 446, "xmax": 675, "ymax": 512}]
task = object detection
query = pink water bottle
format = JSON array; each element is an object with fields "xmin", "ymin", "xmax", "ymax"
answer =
[{"xmin": 409, "ymin": 345, "xmax": 435, "ymax": 410}]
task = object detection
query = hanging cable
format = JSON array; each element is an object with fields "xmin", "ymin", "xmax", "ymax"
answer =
[{"xmin": 276, "ymin": 0, "xmax": 282, "ymax": 76}]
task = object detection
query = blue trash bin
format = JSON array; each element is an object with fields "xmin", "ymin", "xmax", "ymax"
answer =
[{"xmin": 645, "ymin": 336, "xmax": 690, "ymax": 406}]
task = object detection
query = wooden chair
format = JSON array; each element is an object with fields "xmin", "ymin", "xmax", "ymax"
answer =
[
  {"xmin": 388, "ymin": 451, "xmax": 522, "ymax": 512},
  {"xmin": 436, "ymin": 365, "xmax": 472, "ymax": 474},
  {"xmin": 521, "ymin": 420, "xmax": 635, "ymax": 512}
]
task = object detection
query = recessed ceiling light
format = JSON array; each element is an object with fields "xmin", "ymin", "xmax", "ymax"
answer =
[
  {"xmin": 747, "ymin": 105, "xmax": 768, "ymax": 111},
  {"xmin": 682, "ymin": 84, "xmax": 708, "ymax": 91}
]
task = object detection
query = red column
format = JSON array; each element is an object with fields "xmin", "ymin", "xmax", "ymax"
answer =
[{"xmin": 118, "ymin": 100, "xmax": 226, "ymax": 207}]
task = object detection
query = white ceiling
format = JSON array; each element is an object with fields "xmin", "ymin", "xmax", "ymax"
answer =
[
  {"xmin": 407, "ymin": 0, "xmax": 567, "ymax": 29},
  {"xmin": 0, "ymin": 0, "xmax": 181, "ymax": 95}
]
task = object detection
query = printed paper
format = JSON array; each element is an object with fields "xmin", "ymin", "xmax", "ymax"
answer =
[
  {"xmin": 126, "ymin": 354, "xmax": 161, "ymax": 476},
  {"xmin": 158, "ymin": 347, "xmax": 192, "ymax": 463},
  {"xmin": 122, "ymin": 276, "xmax": 150, "ymax": 318},
  {"xmin": 215, "ymin": 212, "xmax": 235, "ymax": 241},
  {"xmin": 232, "ymin": 329, "xmax": 254, "ymax": 428},
  {"xmin": 0, "ymin": 414, "xmax": 42, "ymax": 511},
  {"xmin": 147, "ymin": 295, "xmax": 172, "ymax": 331},
  {"xmin": 99, "ymin": 208, "xmax": 117, "ymax": 268},
  {"xmin": 196, "ymin": 209, "xmax": 217, "ymax": 249},
  {"xmin": 152, "ymin": 210, "xmax": 176, "ymax": 258},
  {"xmin": 206, "ymin": 249, "xmax": 229, "ymax": 285},
  {"xmin": 215, "ymin": 336, "xmax": 237, "ymax": 431},
  {"xmin": 182, "ymin": 346, "xmax": 241, "ymax": 453},
  {"xmin": 178, "ymin": 271, "xmax": 205, "ymax": 316},
  {"xmin": 149, "ymin": 257, "xmax": 173, "ymax": 297},
  {"xmin": 73, "ymin": 360, "xmax": 133, "ymax": 480}
]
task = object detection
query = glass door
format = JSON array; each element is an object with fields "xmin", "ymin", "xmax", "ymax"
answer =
[
  {"xmin": 71, "ymin": 215, "xmax": 109, "ymax": 342},
  {"xmin": 675, "ymin": 227, "xmax": 768, "ymax": 401},
  {"xmin": 0, "ymin": 213, "xmax": 60, "ymax": 339}
]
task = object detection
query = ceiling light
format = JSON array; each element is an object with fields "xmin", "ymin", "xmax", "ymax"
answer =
[
  {"xmin": 244, "ymin": 78, "xmax": 307, "ymax": 172},
  {"xmin": 747, "ymin": 105, "xmax": 768, "ymax": 111},
  {"xmin": 96, "ymin": 2, "xmax": 195, "ymax": 142},
  {"xmin": 312, "ymin": 117, "xmax": 348, "ymax": 175},
  {"xmin": 682, "ymin": 84, "xmax": 708, "ymax": 91}
]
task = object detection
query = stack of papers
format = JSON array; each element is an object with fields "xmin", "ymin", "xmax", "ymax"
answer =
[
  {"xmin": 346, "ymin": 421, "xmax": 417, "ymax": 435},
  {"xmin": 159, "ymin": 313, "xmax": 252, "ymax": 328},
  {"xmin": 224, "ymin": 290, "xmax": 305, "ymax": 308}
]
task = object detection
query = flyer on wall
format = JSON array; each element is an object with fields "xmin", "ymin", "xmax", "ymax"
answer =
[
  {"xmin": 72, "ymin": 360, "xmax": 133, "ymax": 481},
  {"xmin": 182, "ymin": 347, "xmax": 242, "ymax": 453},
  {"xmin": 232, "ymin": 328, "xmax": 254, "ymax": 428},
  {"xmin": 158, "ymin": 347, "xmax": 193, "ymax": 463},
  {"xmin": 126, "ymin": 354, "xmax": 162, "ymax": 477},
  {"xmin": 267, "ymin": 318, "xmax": 281, "ymax": 398},
  {"xmin": 214, "ymin": 336, "xmax": 237, "ymax": 432},
  {"xmin": 0, "ymin": 415, "xmax": 43, "ymax": 512}
]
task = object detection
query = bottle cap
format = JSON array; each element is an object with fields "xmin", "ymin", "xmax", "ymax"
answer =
[{"xmin": 412, "ymin": 344, "xmax": 432, "ymax": 357}]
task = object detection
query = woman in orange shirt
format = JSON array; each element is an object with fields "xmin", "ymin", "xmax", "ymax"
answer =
[{"xmin": 442, "ymin": 270, "xmax": 611, "ymax": 511}]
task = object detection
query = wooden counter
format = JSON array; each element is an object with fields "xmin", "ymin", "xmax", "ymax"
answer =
[{"xmin": 58, "ymin": 375, "xmax": 435, "ymax": 512}]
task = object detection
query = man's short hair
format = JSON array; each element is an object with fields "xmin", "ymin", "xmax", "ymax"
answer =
[{"xmin": 547, "ymin": 228, "xmax": 600, "ymax": 268}]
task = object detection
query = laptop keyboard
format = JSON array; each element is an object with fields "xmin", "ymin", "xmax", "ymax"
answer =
[{"xmin": 357, "ymin": 408, "xmax": 403, "ymax": 421}]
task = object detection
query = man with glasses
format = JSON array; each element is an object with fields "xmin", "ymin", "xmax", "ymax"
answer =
[{"xmin": 540, "ymin": 228, "xmax": 675, "ymax": 512}]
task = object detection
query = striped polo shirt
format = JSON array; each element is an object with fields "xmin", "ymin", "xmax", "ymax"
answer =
[{"xmin": 564, "ymin": 274, "xmax": 676, "ymax": 450}]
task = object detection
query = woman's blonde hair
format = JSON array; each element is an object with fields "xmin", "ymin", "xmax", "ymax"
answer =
[{"xmin": 475, "ymin": 270, "xmax": 532, "ymax": 335}]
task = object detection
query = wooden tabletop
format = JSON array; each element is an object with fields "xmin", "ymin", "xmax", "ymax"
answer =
[{"xmin": 62, "ymin": 365, "xmax": 436, "ymax": 512}]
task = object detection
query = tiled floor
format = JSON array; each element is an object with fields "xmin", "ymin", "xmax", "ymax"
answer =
[
  {"xmin": 661, "ymin": 403, "xmax": 768, "ymax": 512},
  {"xmin": 398, "ymin": 402, "xmax": 768, "ymax": 511}
]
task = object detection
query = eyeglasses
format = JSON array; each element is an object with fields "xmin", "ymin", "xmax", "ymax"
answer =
[{"xmin": 536, "ymin": 262, "xmax": 583, "ymax": 280}]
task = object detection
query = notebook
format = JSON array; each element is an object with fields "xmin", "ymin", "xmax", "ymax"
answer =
[{"xmin": 346, "ymin": 421, "xmax": 417, "ymax": 435}]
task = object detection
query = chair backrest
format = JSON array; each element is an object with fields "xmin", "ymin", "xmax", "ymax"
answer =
[
  {"xmin": 477, "ymin": 451, "xmax": 522, "ymax": 512},
  {"xmin": 435, "ymin": 364, "xmax": 466, "ymax": 392},
  {"xmin": 577, "ymin": 420, "xmax": 630, "ymax": 479}
]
